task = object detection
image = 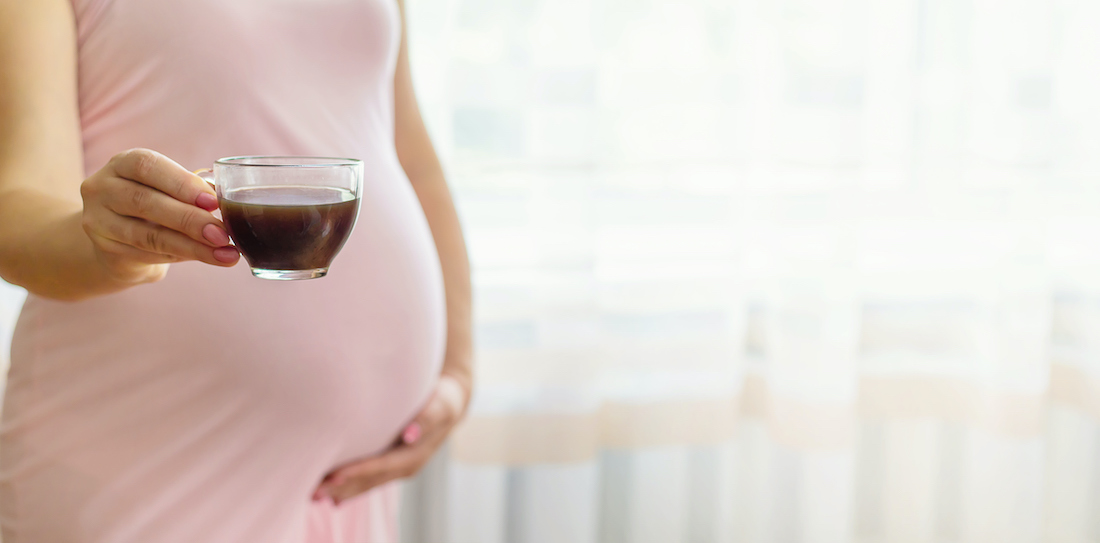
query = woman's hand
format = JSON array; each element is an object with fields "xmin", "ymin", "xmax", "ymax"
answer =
[
  {"xmin": 80, "ymin": 148, "xmax": 239, "ymax": 284},
  {"xmin": 312, "ymin": 373, "xmax": 471, "ymax": 505}
]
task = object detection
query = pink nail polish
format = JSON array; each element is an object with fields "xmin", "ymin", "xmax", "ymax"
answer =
[
  {"xmin": 196, "ymin": 193, "xmax": 219, "ymax": 212},
  {"xmin": 202, "ymin": 224, "xmax": 231, "ymax": 246},
  {"xmin": 403, "ymin": 422, "xmax": 422, "ymax": 445},
  {"xmin": 213, "ymin": 247, "xmax": 239, "ymax": 263}
]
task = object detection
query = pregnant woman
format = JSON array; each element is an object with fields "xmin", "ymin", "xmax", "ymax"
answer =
[{"xmin": 0, "ymin": 0, "xmax": 472, "ymax": 541}]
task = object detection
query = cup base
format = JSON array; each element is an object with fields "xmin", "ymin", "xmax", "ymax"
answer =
[{"xmin": 250, "ymin": 268, "xmax": 328, "ymax": 280}]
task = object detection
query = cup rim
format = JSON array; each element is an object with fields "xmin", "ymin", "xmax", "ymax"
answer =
[{"xmin": 215, "ymin": 156, "xmax": 362, "ymax": 168}]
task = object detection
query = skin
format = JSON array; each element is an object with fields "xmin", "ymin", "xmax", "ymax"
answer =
[{"xmin": 0, "ymin": 0, "xmax": 471, "ymax": 505}]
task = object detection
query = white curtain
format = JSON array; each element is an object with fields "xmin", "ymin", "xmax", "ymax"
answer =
[
  {"xmin": 4, "ymin": 0, "xmax": 1100, "ymax": 541},
  {"xmin": 0, "ymin": 285, "xmax": 22, "ymax": 406},
  {"xmin": 397, "ymin": 0, "xmax": 1100, "ymax": 541}
]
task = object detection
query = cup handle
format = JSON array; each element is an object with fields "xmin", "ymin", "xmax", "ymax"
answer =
[{"xmin": 193, "ymin": 168, "xmax": 216, "ymax": 190}]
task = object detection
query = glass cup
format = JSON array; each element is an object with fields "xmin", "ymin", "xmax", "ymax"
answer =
[{"xmin": 195, "ymin": 156, "xmax": 363, "ymax": 280}]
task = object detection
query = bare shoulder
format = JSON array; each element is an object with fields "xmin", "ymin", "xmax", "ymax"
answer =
[{"xmin": 0, "ymin": 0, "xmax": 85, "ymax": 199}]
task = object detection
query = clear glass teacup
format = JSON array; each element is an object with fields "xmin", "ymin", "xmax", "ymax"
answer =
[{"xmin": 196, "ymin": 156, "xmax": 363, "ymax": 280}]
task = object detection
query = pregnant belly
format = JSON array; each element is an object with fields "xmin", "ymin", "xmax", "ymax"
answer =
[
  {"xmin": 195, "ymin": 255, "xmax": 446, "ymax": 462},
  {"xmin": 2, "ymin": 195, "xmax": 445, "ymax": 539},
  {"xmin": 8, "ymin": 188, "xmax": 447, "ymax": 470}
]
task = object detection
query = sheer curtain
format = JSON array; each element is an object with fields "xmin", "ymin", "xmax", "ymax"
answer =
[{"xmin": 397, "ymin": 0, "xmax": 1100, "ymax": 542}]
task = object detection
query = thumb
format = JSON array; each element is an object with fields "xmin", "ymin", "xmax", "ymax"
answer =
[
  {"xmin": 398, "ymin": 376, "xmax": 468, "ymax": 447},
  {"xmin": 398, "ymin": 387, "xmax": 449, "ymax": 447},
  {"xmin": 401, "ymin": 421, "xmax": 422, "ymax": 446},
  {"xmin": 397, "ymin": 394, "xmax": 434, "ymax": 447}
]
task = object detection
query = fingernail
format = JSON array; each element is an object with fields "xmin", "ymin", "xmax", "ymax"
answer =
[
  {"xmin": 403, "ymin": 423, "xmax": 422, "ymax": 445},
  {"xmin": 196, "ymin": 192, "xmax": 219, "ymax": 212},
  {"xmin": 202, "ymin": 224, "xmax": 231, "ymax": 246},
  {"xmin": 213, "ymin": 247, "xmax": 239, "ymax": 263}
]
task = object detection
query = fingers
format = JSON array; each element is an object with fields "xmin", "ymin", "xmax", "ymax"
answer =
[
  {"xmin": 392, "ymin": 404, "xmax": 448, "ymax": 453},
  {"xmin": 80, "ymin": 149, "xmax": 234, "ymax": 276},
  {"xmin": 312, "ymin": 379, "xmax": 473, "ymax": 506},
  {"xmin": 100, "ymin": 177, "xmax": 231, "ymax": 247},
  {"xmin": 314, "ymin": 417, "xmax": 449, "ymax": 504},
  {"xmin": 109, "ymin": 149, "xmax": 216, "ymax": 208},
  {"xmin": 86, "ymin": 234, "xmax": 183, "ymax": 264},
  {"xmin": 318, "ymin": 447, "xmax": 427, "ymax": 505},
  {"xmin": 90, "ymin": 214, "xmax": 239, "ymax": 267},
  {"xmin": 401, "ymin": 377, "xmax": 465, "ymax": 442},
  {"xmin": 401, "ymin": 422, "xmax": 422, "ymax": 445}
]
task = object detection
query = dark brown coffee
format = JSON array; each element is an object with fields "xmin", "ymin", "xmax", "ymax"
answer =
[{"xmin": 219, "ymin": 186, "xmax": 359, "ymax": 271}]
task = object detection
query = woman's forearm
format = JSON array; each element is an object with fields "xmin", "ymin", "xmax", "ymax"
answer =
[
  {"xmin": 0, "ymin": 0, "xmax": 146, "ymax": 301},
  {"xmin": 405, "ymin": 168, "xmax": 474, "ymax": 389},
  {"xmin": 394, "ymin": 0, "xmax": 473, "ymax": 399},
  {"xmin": 0, "ymin": 188, "xmax": 132, "ymax": 301}
]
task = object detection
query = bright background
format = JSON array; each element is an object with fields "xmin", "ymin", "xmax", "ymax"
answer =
[{"xmin": 8, "ymin": 0, "xmax": 1100, "ymax": 541}]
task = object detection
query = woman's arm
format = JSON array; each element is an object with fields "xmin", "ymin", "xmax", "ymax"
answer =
[
  {"xmin": 0, "ymin": 0, "xmax": 107, "ymax": 298},
  {"xmin": 0, "ymin": 0, "xmax": 237, "ymax": 301},
  {"xmin": 392, "ymin": 0, "xmax": 474, "ymax": 396},
  {"xmin": 312, "ymin": 0, "xmax": 473, "ymax": 503}
]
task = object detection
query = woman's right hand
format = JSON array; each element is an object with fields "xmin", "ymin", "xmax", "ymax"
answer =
[{"xmin": 79, "ymin": 148, "xmax": 240, "ymax": 284}]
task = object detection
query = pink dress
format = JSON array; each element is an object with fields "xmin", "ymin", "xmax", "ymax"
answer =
[{"xmin": 0, "ymin": 1, "xmax": 446, "ymax": 542}]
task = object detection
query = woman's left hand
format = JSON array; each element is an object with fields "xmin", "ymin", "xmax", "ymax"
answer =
[{"xmin": 312, "ymin": 372, "xmax": 471, "ymax": 506}]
